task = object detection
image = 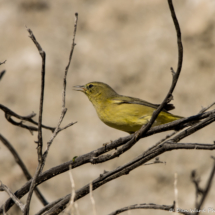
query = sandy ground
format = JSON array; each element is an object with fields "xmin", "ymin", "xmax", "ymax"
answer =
[{"xmin": 0, "ymin": 0, "xmax": 215, "ymax": 214}]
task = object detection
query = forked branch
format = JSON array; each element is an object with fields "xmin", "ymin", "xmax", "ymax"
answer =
[
  {"xmin": 0, "ymin": 134, "xmax": 48, "ymax": 206},
  {"xmin": 24, "ymin": 26, "xmax": 47, "ymax": 215},
  {"xmin": 0, "ymin": 104, "xmax": 55, "ymax": 133},
  {"xmin": 23, "ymin": 13, "xmax": 78, "ymax": 215}
]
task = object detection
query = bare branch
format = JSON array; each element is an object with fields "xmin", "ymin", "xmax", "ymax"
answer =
[
  {"xmin": 0, "ymin": 105, "xmax": 35, "ymax": 119},
  {"xmin": 63, "ymin": 12, "xmax": 78, "ymax": 108},
  {"xmin": 56, "ymin": 121, "xmax": 77, "ymax": 134},
  {"xmin": 41, "ymin": 12, "xmax": 78, "ymax": 168},
  {"xmin": 199, "ymin": 102, "xmax": 215, "ymax": 114},
  {"xmin": 23, "ymin": 142, "xmax": 215, "ymax": 215},
  {"xmin": 135, "ymin": 0, "xmax": 183, "ymax": 140},
  {"xmin": 24, "ymin": 26, "xmax": 46, "ymax": 215},
  {"xmin": 0, "ymin": 181, "xmax": 25, "ymax": 212},
  {"xmin": 1, "ymin": 18, "xmax": 79, "ymax": 213},
  {"xmin": 107, "ymin": 202, "xmax": 193, "ymax": 215},
  {"xmin": 191, "ymin": 170, "xmax": 203, "ymax": 208},
  {"xmin": 170, "ymin": 115, "xmax": 215, "ymax": 143},
  {"xmin": 35, "ymin": 198, "xmax": 64, "ymax": 215},
  {"xmin": 0, "ymin": 70, "xmax": 6, "ymax": 81},
  {"xmin": 0, "ymin": 104, "xmax": 55, "ymax": 133},
  {"xmin": 0, "ymin": 134, "xmax": 48, "ymax": 206},
  {"xmin": 90, "ymin": 114, "xmax": 215, "ymax": 164},
  {"xmin": 196, "ymin": 158, "xmax": 215, "ymax": 214},
  {"xmin": 26, "ymin": 26, "xmax": 46, "ymax": 161},
  {"xmin": 0, "ymin": 60, "xmax": 6, "ymax": 65},
  {"xmin": 23, "ymin": 14, "xmax": 78, "ymax": 214}
]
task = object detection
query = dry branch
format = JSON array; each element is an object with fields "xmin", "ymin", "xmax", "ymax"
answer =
[
  {"xmin": 25, "ymin": 142, "xmax": 215, "ymax": 215},
  {"xmin": 0, "ymin": 104, "xmax": 55, "ymax": 132},
  {"xmin": 0, "ymin": 60, "xmax": 6, "ymax": 65},
  {"xmin": 41, "ymin": 12, "xmax": 78, "ymax": 165},
  {"xmin": 1, "ymin": 110, "xmax": 215, "ymax": 213},
  {"xmin": 0, "ymin": 70, "xmax": 6, "ymax": 81},
  {"xmin": 24, "ymin": 26, "xmax": 47, "ymax": 215},
  {"xmin": 0, "ymin": 182, "xmax": 25, "ymax": 213},
  {"xmin": 196, "ymin": 158, "xmax": 215, "ymax": 215},
  {"xmin": 107, "ymin": 202, "xmax": 192, "ymax": 215},
  {"xmin": 135, "ymin": 0, "xmax": 183, "ymax": 140},
  {"xmin": 22, "ymin": 13, "xmax": 78, "ymax": 214},
  {"xmin": 0, "ymin": 134, "xmax": 48, "ymax": 206}
]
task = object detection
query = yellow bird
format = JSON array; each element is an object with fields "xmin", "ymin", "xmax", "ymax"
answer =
[{"xmin": 74, "ymin": 82, "xmax": 182, "ymax": 134}]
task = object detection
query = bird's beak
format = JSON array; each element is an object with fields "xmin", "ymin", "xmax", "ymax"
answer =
[{"xmin": 73, "ymin": 85, "xmax": 86, "ymax": 92}]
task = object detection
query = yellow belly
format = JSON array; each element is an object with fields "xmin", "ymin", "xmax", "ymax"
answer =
[{"xmin": 96, "ymin": 103, "xmax": 181, "ymax": 133}]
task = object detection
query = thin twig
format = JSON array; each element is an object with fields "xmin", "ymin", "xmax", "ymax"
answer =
[
  {"xmin": 196, "ymin": 158, "xmax": 215, "ymax": 215},
  {"xmin": 135, "ymin": 0, "xmax": 183, "ymax": 140},
  {"xmin": 141, "ymin": 130, "xmax": 179, "ymax": 159},
  {"xmin": 24, "ymin": 26, "xmax": 46, "ymax": 215},
  {"xmin": 0, "ymin": 104, "xmax": 55, "ymax": 132},
  {"xmin": 107, "ymin": 202, "xmax": 192, "ymax": 215},
  {"xmin": 199, "ymin": 102, "xmax": 215, "ymax": 114},
  {"xmin": 0, "ymin": 181, "xmax": 25, "ymax": 212},
  {"xmin": 23, "ymin": 14, "xmax": 78, "ymax": 214},
  {"xmin": 191, "ymin": 170, "xmax": 203, "ymax": 208},
  {"xmin": 26, "ymin": 26, "xmax": 46, "ymax": 161},
  {"xmin": 155, "ymin": 130, "xmax": 178, "ymax": 146},
  {"xmin": 63, "ymin": 13, "xmax": 78, "ymax": 108},
  {"xmin": 170, "ymin": 115, "xmax": 215, "ymax": 143},
  {"xmin": 57, "ymin": 121, "xmax": 77, "ymax": 134},
  {"xmin": 42, "ymin": 12, "xmax": 78, "ymax": 159},
  {"xmin": 0, "ymin": 70, "xmax": 6, "ymax": 81},
  {"xmin": 0, "ymin": 134, "xmax": 48, "ymax": 206},
  {"xmin": 0, "ymin": 60, "xmax": 6, "ymax": 65}
]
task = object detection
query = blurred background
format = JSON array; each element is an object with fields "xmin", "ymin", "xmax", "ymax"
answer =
[{"xmin": 0, "ymin": 0, "xmax": 215, "ymax": 214}]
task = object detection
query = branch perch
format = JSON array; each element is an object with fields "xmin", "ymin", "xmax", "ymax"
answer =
[{"xmin": 1, "ymin": 109, "xmax": 215, "ymax": 213}]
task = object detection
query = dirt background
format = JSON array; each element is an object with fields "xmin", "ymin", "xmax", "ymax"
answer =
[{"xmin": 1, "ymin": 0, "xmax": 215, "ymax": 214}]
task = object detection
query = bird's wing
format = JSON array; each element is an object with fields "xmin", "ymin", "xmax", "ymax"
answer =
[{"xmin": 111, "ymin": 95, "xmax": 175, "ymax": 112}]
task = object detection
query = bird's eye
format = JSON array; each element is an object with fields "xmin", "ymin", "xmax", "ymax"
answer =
[{"xmin": 88, "ymin": 84, "xmax": 93, "ymax": 89}]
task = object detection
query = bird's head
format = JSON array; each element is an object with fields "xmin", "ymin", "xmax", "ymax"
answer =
[{"xmin": 73, "ymin": 82, "xmax": 117, "ymax": 103}]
